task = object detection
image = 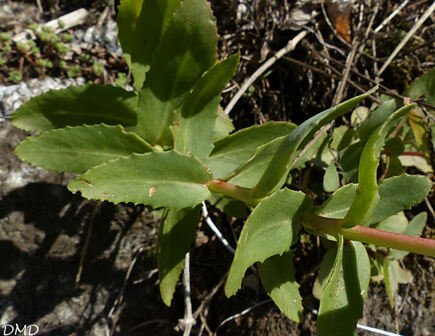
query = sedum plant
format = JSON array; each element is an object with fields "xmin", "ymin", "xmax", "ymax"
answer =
[{"xmin": 12, "ymin": 0, "xmax": 434, "ymax": 334}]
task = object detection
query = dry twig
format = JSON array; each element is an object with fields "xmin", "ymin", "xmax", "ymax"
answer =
[
  {"xmin": 224, "ymin": 30, "xmax": 307, "ymax": 115},
  {"xmin": 377, "ymin": 1, "xmax": 435, "ymax": 78}
]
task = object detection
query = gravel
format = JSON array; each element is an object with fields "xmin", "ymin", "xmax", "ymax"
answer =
[{"xmin": 0, "ymin": 14, "xmax": 122, "ymax": 123}]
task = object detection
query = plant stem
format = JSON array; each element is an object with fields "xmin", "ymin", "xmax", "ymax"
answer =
[
  {"xmin": 207, "ymin": 179, "xmax": 257, "ymax": 207},
  {"xmin": 341, "ymin": 225, "xmax": 435, "ymax": 257},
  {"xmin": 305, "ymin": 214, "xmax": 435, "ymax": 257}
]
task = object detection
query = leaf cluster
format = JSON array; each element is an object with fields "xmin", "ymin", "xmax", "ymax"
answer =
[{"xmin": 11, "ymin": 0, "xmax": 434, "ymax": 334}]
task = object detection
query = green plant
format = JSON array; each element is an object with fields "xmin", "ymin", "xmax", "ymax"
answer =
[
  {"xmin": 12, "ymin": 0, "xmax": 434, "ymax": 334},
  {"xmin": 8, "ymin": 70, "xmax": 22, "ymax": 83},
  {"xmin": 1, "ymin": 42, "xmax": 11, "ymax": 53},
  {"xmin": 80, "ymin": 53, "xmax": 92, "ymax": 63},
  {"xmin": 92, "ymin": 61, "xmax": 104, "ymax": 76},
  {"xmin": 114, "ymin": 72, "xmax": 128, "ymax": 87},
  {"xmin": 67, "ymin": 64, "xmax": 81, "ymax": 78},
  {"xmin": 36, "ymin": 58, "xmax": 53, "ymax": 69},
  {"xmin": 0, "ymin": 32, "xmax": 11, "ymax": 41},
  {"xmin": 57, "ymin": 19, "xmax": 66, "ymax": 30}
]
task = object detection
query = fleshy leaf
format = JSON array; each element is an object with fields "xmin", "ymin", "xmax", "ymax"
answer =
[
  {"xmin": 158, "ymin": 205, "xmax": 201, "ymax": 306},
  {"xmin": 383, "ymin": 257, "xmax": 398, "ymax": 308},
  {"xmin": 365, "ymin": 174, "xmax": 431, "ymax": 225},
  {"xmin": 15, "ymin": 124, "xmax": 151, "ymax": 173},
  {"xmin": 68, "ymin": 150, "xmax": 212, "ymax": 209},
  {"xmin": 323, "ymin": 162, "xmax": 340, "ymax": 192},
  {"xmin": 315, "ymin": 184, "xmax": 357, "ymax": 219},
  {"xmin": 145, "ymin": 0, "xmax": 218, "ymax": 102},
  {"xmin": 135, "ymin": 88, "xmax": 175, "ymax": 145},
  {"xmin": 117, "ymin": 0, "xmax": 182, "ymax": 89},
  {"xmin": 408, "ymin": 107, "xmax": 431, "ymax": 161},
  {"xmin": 312, "ymin": 248, "xmax": 336, "ymax": 300},
  {"xmin": 207, "ymin": 122, "xmax": 296, "ymax": 179},
  {"xmin": 403, "ymin": 67, "xmax": 435, "ymax": 105},
  {"xmin": 228, "ymin": 136, "xmax": 287, "ymax": 188},
  {"xmin": 209, "ymin": 194, "xmax": 248, "ymax": 218},
  {"xmin": 384, "ymin": 258, "xmax": 414, "ymax": 307},
  {"xmin": 214, "ymin": 106, "xmax": 234, "ymax": 141},
  {"xmin": 225, "ymin": 189, "xmax": 311, "ymax": 297},
  {"xmin": 11, "ymin": 84, "xmax": 137, "ymax": 132},
  {"xmin": 173, "ymin": 54, "xmax": 239, "ymax": 161},
  {"xmin": 258, "ymin": 252, "xmax": 303, "ymax": 323},
  {"xmin": 342, "ymin": 104, "xmax": 416, "ymax": 228},
  {"xmin": 135, "ymin": 0, "xmax": 219, "ymax": 145},
  {"xmin": 383, "ymin": 137, "xmax": 404, "ymax": 157},
  {"xmin": 358, "ymin": 98, "xmax": 401, "ymax": 141},
  {"xmin": 317, "ymin": 238, "xmax": 370, "ymax": 336},
  {"xmin": 375, "ymin": 212, "xmax": 408, "ymax": 234},
  {"xmin": 253, "ymin": 87, "xmax": 377, "ymax": 199}
]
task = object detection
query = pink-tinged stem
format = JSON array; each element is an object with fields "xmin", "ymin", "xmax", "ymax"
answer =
[
  {"xmin": 207, "ymin": 179, "xmax": 257, "ymax": 207},
  {"xmin": 342, "ymin": 225, "xmax": 435, "ymax": 257},
  {"xmin": 401, "ymin": 151, "xmax": 425, "ymax": 157}
]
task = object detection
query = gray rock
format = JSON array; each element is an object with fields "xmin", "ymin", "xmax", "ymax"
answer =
[{"xmin": 0, "ymin": 77, "xmax": 86, "ymax": 122}]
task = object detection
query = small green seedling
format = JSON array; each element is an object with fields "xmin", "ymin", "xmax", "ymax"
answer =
[{"xmin": 12, "ymin": 0, "xmax": 434, "ymax": 334}]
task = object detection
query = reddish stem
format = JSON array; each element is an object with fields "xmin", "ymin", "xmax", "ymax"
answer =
[
  {"xmin": 342, "ymin": 225, "xmax": 435, "ymax": 257},
  {"xmin": 207, "ymin": 179, "xmax": 256, "ymax": 207},
  {"xmin": 401, "ymin": 151, "xmax": 425, "ymax": 157}
]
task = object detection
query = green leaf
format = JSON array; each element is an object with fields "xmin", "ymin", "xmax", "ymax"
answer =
[
  {"xmin": 228, "ymin": 136, "xmax": 287, "ymax": 188},
  {"xmin": 173, "ymin": 54, "xmax": 239, "ymax": 162},
  {"xmin": 145, "ymin": 0, "xmax": 218, "ymax": 102},
  {"xmin": 313, "ymin": 248, "xmax": 336, "ymax": 300},
  {"xmin": 384, "ymin": 137, "xmax": 404, "ymax": 157},
  {"xmin": 403, "ymin": 212, "xmax": 427, "ymax": 237},
  {"xmin": 207, "ymin": 122, "xmax": 296, "ymax": 179},
  {"xmin": 404, "ymin": 67, "xmax": 435, "ymax": 105},
  {"xmin": 365, "ymin": 174, "xmax": 431, "ymax": 225},
  {"xmin": 358, "ymin": 98, "xmax": 401, "ymax": 141},
  {"xmin": 15, "ymin": 124, "xmax": 152, "ymax": 173},
  {"xmin": 408, "ymin": 107, "xmax": 431, "ymax": 161},
  {"xmin": 214, "ymin": 107, "xmax": 234, "ymax": 141},
  {"xmin": 385, "ymin": 156, "xmax": 404, "ymax": 178},
  {"xmin": 135, "ymin": 87, "xmax": 175, "ymax": 145},
  {"xmin": 317, "ymin": 238, "xmax": 370, "ymax": 336},
  {"xmin": 12, "ymin": 84, "xmax": 138, "ymax": 132},
  {"xmin": 323, "ymin": 162, "xmax": 340, "ymax": 192},
  {"xmin": 384, "ymin": 258, "xmax": 414, "ymax": 306},
  {"xmin": 375, "ymin": 212, "xmax": 408, "ymax": 234},
  {"xmin": 117, "ymin": 0, "xmax": 182, "ymax": 89},
  {"xmin": 253, "ymin": 87, "xmax": 377, "ymax": 199},
  {"xmin": 158, "ymin": 205, "xmax": 201, "ymax": 306},
  {"xmin": 342, "ymin": 104, "xmax": 416, "ymax": 228},
  {"xmin": 383, "ymin": 257, "xmax": 398, "ymax": 308},
  {"xmin": 315, "ymin": 184, "xmax": 357, "ymax": 219},
  {"xmin": 209, "ymin": 194, "xmax": 248, "ymax": 218},
  {"xmin": 350, "ymin": 106, "xmax": 369, "ymax": 126},
  {"xmin": 67, "ymin": 150, "xmax": 212, "ymax": 209},
  {"xmin": 340, "ymin": 141, "xmax": 364, "ymax": 173},
  {"xmin": 225, "ymin": 189, "xmax": 311, "ymax": 297},
  {"xmin": 135, "ymin": 0, "xmax": 219, "ymax": 144},
  {"xmin": 258, "ymin": 252, "xmax": 303, "ymax": 323}
]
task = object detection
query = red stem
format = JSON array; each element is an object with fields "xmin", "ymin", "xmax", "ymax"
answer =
[
  {"xmin": 401, "ymin": 151, "xmax": 425, "ymax": 157},
  {"xmin": 207, "ymin": 178, "xmax": 257, "ymax": 207},
  {"xmin": 342, "ymin": 225, "xmax": 435, "ymax": 257}
]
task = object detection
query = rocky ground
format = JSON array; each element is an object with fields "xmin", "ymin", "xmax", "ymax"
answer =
[{"xmin": 0, "ymin": 1, "xmax": 434, "ymax": 335}]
